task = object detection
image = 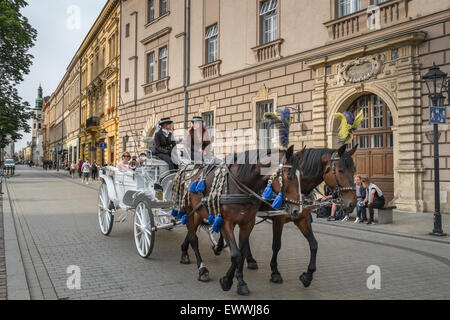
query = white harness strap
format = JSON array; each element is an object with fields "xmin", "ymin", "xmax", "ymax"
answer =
[{"xmin": 295, "ymin": 169, "xmax": 303, "ymax": 213}]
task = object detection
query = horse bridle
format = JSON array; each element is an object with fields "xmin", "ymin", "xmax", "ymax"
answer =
[
  {"xmin": 326, "ymin": 151, "xmax": 355, "ymax": 198},
  {"xmin": 268, "ymin": 154, "xmax": 304, "ymax": 206}
]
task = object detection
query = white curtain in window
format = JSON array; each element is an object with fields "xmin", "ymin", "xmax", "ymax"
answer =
[
  {"xmin": 205, "ymin": 24, "xmax": 218, "ymax": 39},
  {"xmin": 159, "ymin": 47, "xmax": 167, "ymax": 59},
  {"xmin": 260, "ymin": 0, "xmax": 278, "ymax": 16},
  {"xmin": 337, "ymin": 0, "xmax": 360, "ymax": 18}
]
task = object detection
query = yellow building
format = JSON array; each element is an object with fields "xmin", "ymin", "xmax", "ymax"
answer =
[{"xmin": 78, "ymin": 0, "xmax": 120, "ymax": 165}]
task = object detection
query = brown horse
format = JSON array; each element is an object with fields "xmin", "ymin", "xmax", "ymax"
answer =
[
  {"xmin": 213, "ymin": 144, "xmax": 358, "ymax": 288},
  {"xmin": 177, "ymin": 146, "xmax": 303, "ymax": 295}
]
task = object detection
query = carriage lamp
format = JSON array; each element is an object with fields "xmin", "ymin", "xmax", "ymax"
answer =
[{"xmin": 422, "ymin": 63, "xmax": 448, "ymax": 237}]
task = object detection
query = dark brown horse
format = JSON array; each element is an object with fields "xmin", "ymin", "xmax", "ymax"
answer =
[
  {"xmin": 213, "ymin": 144, "xmax": 358, "ymax": 288},
  {"xmin": 177, "ymin": 146, "xmax": 303, "ymax": 295}
]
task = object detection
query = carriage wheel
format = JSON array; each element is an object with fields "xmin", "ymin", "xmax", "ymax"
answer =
[
  {"xmin": 134, "ymin": 201, "xmax": 155, "ymax": 258},
  {"xmin": 208, "ymin": 226, "xmax": 228, "ymax": 249},
  {"xmin": 98, "ymin": 183, "xmax": 114, "ymax": 236}
]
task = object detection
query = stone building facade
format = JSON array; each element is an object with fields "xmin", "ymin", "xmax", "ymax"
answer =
[
  {"xmin": 79, "ymin": 0, "xmax": 120, "ymax": 166},
  {"xmin": 119, "ymin": 0, "xmax": 450, "ymax": 213},
  {"xmin": 30, "ymin": 85, "xmax": 44, "ymax": 165},
  {"xmin": 63, "ymin": 58, "xmax": 81, "ymax": 164}
]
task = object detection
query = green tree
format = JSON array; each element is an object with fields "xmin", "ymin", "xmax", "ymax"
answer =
[{"xmin": 0, "ymin": 0, "xmax": 37, "ymax": 149}]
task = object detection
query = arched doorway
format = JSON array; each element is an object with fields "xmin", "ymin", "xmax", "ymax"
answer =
[{"xmin": 348, "ymin": 94, "xmax": 394, "ymax": 203}]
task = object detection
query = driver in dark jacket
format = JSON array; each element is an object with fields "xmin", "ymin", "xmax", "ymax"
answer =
[{"xmin": 154, "ymin": 117, "xmax": 178, "ymax": 170}]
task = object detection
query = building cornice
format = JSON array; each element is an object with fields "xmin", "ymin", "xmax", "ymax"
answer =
[{"xmin": 141, "ymin": 27, "xmax": 172, "ymax": 45}]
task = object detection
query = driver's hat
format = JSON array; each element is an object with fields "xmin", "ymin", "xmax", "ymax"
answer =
[
  {"xmin": 191, "ymin": 116, "xmax": 203, "ymax": 123},
  {"xmin": 159, "ymin": 117, "xmax": 173, "ymax": 125}
]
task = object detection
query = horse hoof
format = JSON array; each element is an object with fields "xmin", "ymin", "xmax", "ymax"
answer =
[
  {"xmin": 198, "ymin": 267, "xmax": 210, "ymax": 282},
  {"xmin": 237, "ymin": 284, "xmax": 250, "ymax": 296},
  {"xmin": 212, "ymin": 245, "xmax": 223, "ymax": 256},
  {"xmin": 180, "ymin": 254, "xmax": 190, "ymax": 265},
  {"xmin": 299, "ymin": 273, "xmax": 312, "ymax": 288},
  {"xmin": 270, "ymin": 273, "xmax": 283, "ymax": 284},
  {"xmin": 219, "ymin": 277, "xmax": 233, "ymax": 291},
  {"xmin": 247, "ymin": 261, "xmax": 259, "ymax": 270}
]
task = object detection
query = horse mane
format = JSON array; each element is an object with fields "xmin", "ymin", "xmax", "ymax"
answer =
[
  {"xmin": 225, "ymin": 149, "xmax": 285, "ymax": 182},
  {"xmin": 299, "ymin": 148, "xmax": 354, "ymax": 180}
]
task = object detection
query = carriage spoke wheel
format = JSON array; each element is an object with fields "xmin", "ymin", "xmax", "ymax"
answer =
[
  {"xmin": 134, "ymin": 201, "xmax": 155, "ymax": 258},
  {"xmin": 98, "ymin": 183, "xmax": 114, "ymax": 236}
]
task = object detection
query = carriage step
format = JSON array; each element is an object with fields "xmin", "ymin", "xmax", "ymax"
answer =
[{"xmin": 257, "ymin": 211, "xmax": 286, "ymax": 218}]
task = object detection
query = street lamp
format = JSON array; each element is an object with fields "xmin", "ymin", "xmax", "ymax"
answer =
[
  {"xmin": 101, "ymin": 129, "xmax": 107, "ymax": 166},
  {"xmin": 422, "ymin": 63, "xmax": 449, "ymax": 237}
]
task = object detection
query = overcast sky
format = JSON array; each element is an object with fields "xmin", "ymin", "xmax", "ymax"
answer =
[{"xmin": 15, "ymin": 0, "xmax": 107, "ymax": 151}]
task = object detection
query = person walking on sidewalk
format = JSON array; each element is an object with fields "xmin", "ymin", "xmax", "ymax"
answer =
[
  {"xmin": 354, "ymin": 175, "xmax": 367, "ymax": 223},
  {"xmin": 77, "ymin": 159, "xmax": 83, "ymax": 179},
  {"xmin": 82, "ymin": 160, "xmax": 91, "ymax": 185},
  {"xmin": 70, "ymin": 161, "xmax": 77, "ymax": 179},
  {"xmin": 91, "ymin": 161, "xmax": 99, "ymax": 181},
  {"xmin": 361, "ymin": 178, "xmax": 385, "ymax": 225}
]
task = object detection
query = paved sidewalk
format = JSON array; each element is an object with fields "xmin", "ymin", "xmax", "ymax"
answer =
[
  {"xmin": 0, "ymin": 194, "xmax": 6, "ymax": 300},
  {"xmin": 315, "ymin": 210, "xmax": 450, "ymax": 243}
]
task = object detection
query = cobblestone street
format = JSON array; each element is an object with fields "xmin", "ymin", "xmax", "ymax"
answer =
[{"xmin": 2, "ymin": 166, "xmax": 450, "ymax": 300}]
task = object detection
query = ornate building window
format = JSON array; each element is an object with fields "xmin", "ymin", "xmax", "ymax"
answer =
[
  {"xmin": 256, "ymin": 101, "xmax": 274, "ymax": 149},
  {"xmin": 158, "ymin": 46, "xmax": 168, "ymax": 79},
  {"xmin": 350, "ymin": 94, "xmax": 393, "ymax": 149},
  {"xmin": 147, "ymin": 52, "xmax": 155, "ymax": 83},
  {"xmin": 148, "ymin": 0, "xmax": 156, "ymax": 23},
  {"xmin": 205, "ymin": 24, "xmax": 218, "ymax": 64},
  {"xmin": 160, "ymin": 0, "xmax": 168, "ymax": 16},
  {"xmin": 202, "ymin": 111, "xmax": 214, "ymax": 129},
  {"xmin": 260, "ymin": 0, "xmax": 278, "ymax": 44},
  {"xmin": 337, "ymin": 0, "xmax": 360, "ymax": 18}
]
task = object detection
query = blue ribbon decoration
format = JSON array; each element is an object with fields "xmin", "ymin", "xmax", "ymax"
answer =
[
  {"xmin": 195, "ymin": 180, "xmax": 206, "ymax": 193},
  {"xmin": 189, "ymin": 180, "xmax": 198, "ymax": 193},
  {"xmin": 262, "ymin": 183, "xmax": 273, "ymax": 200},
  {"xmin": 208, "ymin": 212, "xmax": 215, "ymax": 225},
  {"xmin": 212, "ymin": 213, "xmax": 223, "ymax": 233},
  {"xmin": 272, "ymin": 192, "xmax": 283, "ymax": 210}
]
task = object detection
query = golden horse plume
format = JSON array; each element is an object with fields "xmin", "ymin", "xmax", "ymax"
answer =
[{"xmin": 333, "ymin": 110, "xmax": 364, "ymax": 144}]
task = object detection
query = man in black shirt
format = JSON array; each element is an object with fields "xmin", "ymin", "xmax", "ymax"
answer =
[{"xmin": 155, "ymin": 117, "xmax": 178, "ymax": 170}]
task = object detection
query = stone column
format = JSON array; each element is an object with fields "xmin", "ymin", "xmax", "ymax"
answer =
[
  {"xmin": 312, "ymin": 65, "xmax": 328, "ymax": 148},
  {"xmin": 394, "ymin": 48, "xmax": 424, "ymax": 212}
]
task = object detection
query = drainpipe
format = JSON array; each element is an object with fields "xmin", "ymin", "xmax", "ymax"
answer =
[
  {"xmin": 184, "ymin": 0, "xmax": 190, "ymax": 129},
  {"xmin": 132, "ymin": 10, "xmax": 138, "ymax": 107}
]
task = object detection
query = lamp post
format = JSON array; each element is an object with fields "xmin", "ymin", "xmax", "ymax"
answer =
[
  {"xmin": 101, "ymin": 129, "xmax": 107, "ymax": 166},
  {"xmin": 422, "ymin": 63, "xmax": 449, "ymax": 237}
]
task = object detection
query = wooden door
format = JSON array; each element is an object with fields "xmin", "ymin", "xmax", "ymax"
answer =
[{"xmin": 349, "ymin": 94, "xmax": 394, "ymax": 203}]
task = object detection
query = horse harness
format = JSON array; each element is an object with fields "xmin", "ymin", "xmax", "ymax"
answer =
[{"xmin": 173, "ymin": 154, "xmax": 328, "ymax": 220}]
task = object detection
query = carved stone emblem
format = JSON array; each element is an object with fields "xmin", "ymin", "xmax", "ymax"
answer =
[{"xmin": 337, "ymin": 54, "xmax": 384, "ymax": 85}]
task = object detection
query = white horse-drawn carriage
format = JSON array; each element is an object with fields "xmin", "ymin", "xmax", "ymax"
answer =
[{"xmin": 97, "ymin": 128, "xmax": 219, "ymax": 258}]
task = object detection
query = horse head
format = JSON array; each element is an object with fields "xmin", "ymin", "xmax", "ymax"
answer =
[
  {"xmin": 268, "ymin": 145, "xmax": 304, "ymax": 217},
  {"xmin": 322, "ymin": 144, "xmax": 358, "ymax": 214}
]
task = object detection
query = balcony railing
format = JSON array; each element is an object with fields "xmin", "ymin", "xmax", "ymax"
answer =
[
  {"xmin": 324, "ymin": 0, "xmax": 408, "ymax": 40},
  {"xmin": 199, "ymin": 60, "xmax": 221, "ymax": 79},
  {"xmin": 86, "ymin": 117, "xmax": 100, "ymax": 129},
  {"xmin": 142, "ymin": 77, "xmax": 170, "ymax": 95},
  {"xmin": 251, "ymin": 39, "xmax": 284, "ymax": 64}
]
